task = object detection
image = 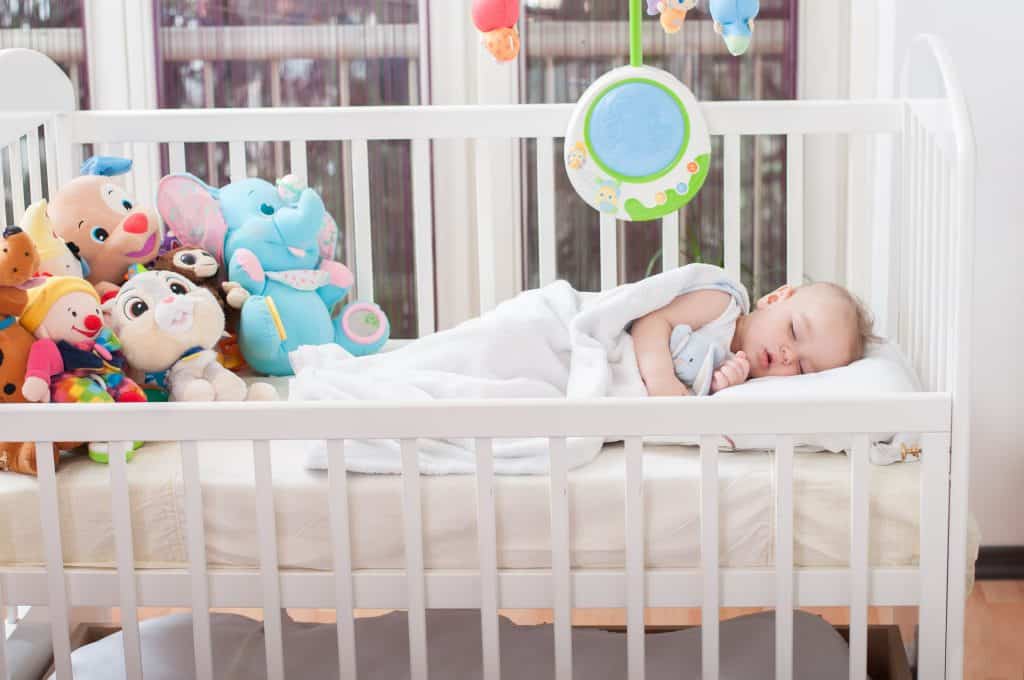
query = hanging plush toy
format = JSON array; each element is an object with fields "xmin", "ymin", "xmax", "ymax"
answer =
[
  {"xmin": 104, "ymin": 269, "xmax": 277, "ymax": 402},
  {"xmin": 48, "ymin": 156, "xmax": 162, "ymax": 290},
  {"xmin": 472, "ymin": 0, "xmax": 520, "ymax": 62},
  {"xmin": 647, "ymin": 0, "xmax": 698, "ymax": 34},
  {"xmin": 709, "ymin": 0, "xmax": 760, "ymax": 55}
]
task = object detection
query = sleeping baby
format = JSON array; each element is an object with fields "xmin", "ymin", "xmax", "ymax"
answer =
[{"xmin": 631, "ymin": 278, "xmax": 875, "ymax": 397}]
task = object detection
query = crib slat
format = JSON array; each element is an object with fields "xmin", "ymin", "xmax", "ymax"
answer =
[
  {"xmin": 180, "ymin": 441, "xmax": 214, "ymax": 680},
  {"xmin": 288, "ymin": 139, "xmax": 308, "ymax": 183},
  {"xmin": 0, "ymin": 155, "xmax": 7, "ymax": 230},
  {"xmin": 918, "ymin": 433, "xmax": 951, "ymax": 680},
  {"xmin": 723, "ymin": 134, "xmax": 741, "ymax": 284},
  {"xmin": 326, "ymin": 440, "xmax": 358, "ymax": 680},
  {"xmin": 351, "ymin": 139, "xmax": 375, "ymax": 302},
  {"xmin": 36, "ymin": 441, "xmax": 73, "ymax": 680},
  {"xmin": 600, "ymin": 214, "xmax": 617, "ymax": 291},
  {"xmin": 26, "ymin": 128, "xmax": 42, "ymax": 204},
  {"xmin": 848, "ymin": 435, "xmax": 870, "ymax": 680},
  {"xmin": 938, "ymin": 163, "xmax": 953, "ymax": 390},
  {"xmin": 774, "ymin": 435, "xmax": 794, "ymax": 680},
  {"xmin": 412, "ymin": 138, "xmax": 436, "ymax": 337},
  {"xmin": 624, "ymin": 436, "xmax": 645, "ymax": 680},
  {"xmin": 401, "ymin": 438, "xmax": 429, "ymax": 680},
  {"xmin": 43, "ymin": 120, "xmax": 58, "ymax": 200},
  {"xmin": 537, "ymin": 137, "xmax": 557, "ymax": 286},
  {"xmin": 110, "ymin": 442, "xmax": 143, "ymax": 679},
  {"xmin": 475, "ymin": 438, "xmax": 501, "ymax": 680},
  {"xmin": 661, "ymin": 211, "xmax": 679, "ymax": 271},
  {"xmin": 786, "ymin": 134, "xmax": 804, "ymax": 286},
  {"xmin": 549, "ymin": 437, "xmax": 572, "ymax": 680},
  {"xmin": 253, "ymin": 440, "xmax": 285, "ymax": 680},
  {"xmin": 168, "ymin": 142, "xmax": 186, "ymax": 174},
  {"xmin": 8, "ymin": 141, "xmax": 25, "ymax": 225},
  {"xmin": 229, "ymin": 140, "xmax": 246, "ymax": 182},
  {"xmin": 897, "ymin": 107, "xmax": 911, "ymax": 349},
  {"xmin": 921, "ymin": 132, "xmax": 936, "ymax": 389},
  {"xmin": 699, "ymin": 435, "xmax": 720, "ymax": 680},
  {"xmin": 475, "ymin": 139, "xmax": 498, "ymax": 313},
  {"xmin": 910, "ymin": 117, "xmax": 925, "ymax": 381},
  {"xmin": 933, "ymin": 144, "xmax": 946, "ymax": 387}
]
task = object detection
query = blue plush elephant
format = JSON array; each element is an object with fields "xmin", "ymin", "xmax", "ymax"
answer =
[
  {"xmin": 708, "ymin": 0, "xmax": 760, "ymax": 56},
  {"xmin": 157, "ymin": 174, "xmax": 389, "ymax": 376}
]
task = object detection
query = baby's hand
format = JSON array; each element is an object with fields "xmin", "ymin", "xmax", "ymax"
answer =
[{"xmin": 711, "ymin": 351, "xmax": 750, "ymax": 393}]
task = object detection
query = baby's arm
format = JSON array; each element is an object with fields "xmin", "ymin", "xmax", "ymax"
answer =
[{"xmin": 630, "ymin": 289, "xmax": 732, "ymax": 397}]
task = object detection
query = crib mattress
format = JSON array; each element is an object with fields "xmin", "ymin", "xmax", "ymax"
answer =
[{"xmin": 0, "ymin": 438, "xmax": 980, "ymax": 575}]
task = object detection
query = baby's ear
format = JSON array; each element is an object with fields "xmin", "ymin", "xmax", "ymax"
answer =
[{"xmin": 756, "ymin": 284, "xmax": 795, "ymax": 310}]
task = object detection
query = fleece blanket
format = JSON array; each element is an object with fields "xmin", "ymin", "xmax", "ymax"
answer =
[{"xmin": 289, "ymin": 264, "xmax": 747, "ymax": 474}]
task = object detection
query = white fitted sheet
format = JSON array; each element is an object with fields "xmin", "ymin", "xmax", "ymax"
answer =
[{"xmin": 0, "ymin": 438, "xmax": 980, "ymax": 575}]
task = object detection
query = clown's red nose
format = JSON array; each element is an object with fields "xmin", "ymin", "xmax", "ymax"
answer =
[
  {"xmin": 123, "ymin": 213, "xmax": 148, "ymax": 234},
  {"xmin": 84, "ymin": 315, "xmax": 102, "ymax": 331}
]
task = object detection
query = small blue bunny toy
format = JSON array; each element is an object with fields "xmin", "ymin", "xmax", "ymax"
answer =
[{"xmin": 669, "ymin": 324, "xmax": 726, "ymax": 396}]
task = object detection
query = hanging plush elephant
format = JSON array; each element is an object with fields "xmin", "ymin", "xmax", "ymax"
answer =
[{"xmin": 157, "ymin": 174, "xmax": 389, "ymax": 376}]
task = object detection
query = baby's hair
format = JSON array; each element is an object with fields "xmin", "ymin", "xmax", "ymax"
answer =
[{"xmin": 803, "ymin": 282, "xmax": 878, "ymax": 362}]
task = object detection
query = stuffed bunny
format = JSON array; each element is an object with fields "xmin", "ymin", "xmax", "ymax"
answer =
[{"xmin": 105, "ymin": 269, "xmax": 277, "ymax": 402}]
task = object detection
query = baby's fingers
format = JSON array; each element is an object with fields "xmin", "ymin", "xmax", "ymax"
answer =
[{"xmin": 711, "ymin": 370, "xmax": 729, "ymax": 392}]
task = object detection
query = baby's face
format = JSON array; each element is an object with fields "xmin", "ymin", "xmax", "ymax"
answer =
[{"xmin": 736, "ymin": 285, "xmax": 857, "ymax": 379}]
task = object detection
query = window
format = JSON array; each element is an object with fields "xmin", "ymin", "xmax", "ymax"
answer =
[
  {"xmin": 155, "ymin": 0, "xmax": 423, "ymax": 337},
  {"xmin": 520, "ymin": 0, "xmax": 797, "ymax": 298},
  {"xmin": 0, "ymin": 0, "xmax": 89, "ymax": 108}
]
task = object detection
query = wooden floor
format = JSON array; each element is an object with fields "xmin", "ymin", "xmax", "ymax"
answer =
[{"xmin": 127, "ymin": 580, "xmax": 1023, "ymax": 679}]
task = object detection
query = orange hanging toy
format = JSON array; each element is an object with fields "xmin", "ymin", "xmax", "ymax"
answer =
[{"xmin": 472, "ymin": 0, "xmax": 521, "ymax": 62}]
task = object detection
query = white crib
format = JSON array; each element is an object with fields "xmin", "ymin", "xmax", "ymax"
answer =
[{"xmin": 0, "ymin": 33, "xmax": 974, "ymax": 680}]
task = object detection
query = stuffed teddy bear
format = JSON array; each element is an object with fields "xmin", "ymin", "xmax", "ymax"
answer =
[
  {"xmin": 157, "ymin": 173, "xmax": 389, "ymax": 376},
  {"xmin": 21, "ymin": 200, "xmax": 87, "ymax": 278},
  {"xmin": 48, "ymin": 156, "xmax": 162, "ymax": 289},
  {"xmin": 104, "ymin": 269, "xmax": 277, "ymax": 402},
  {"xmin": 152, "ymin": 247, "xmax": 228, "ymax": 314},
  {"xmin": 0, "ymin": 226, "xmax": 61, "ymax": 475}
]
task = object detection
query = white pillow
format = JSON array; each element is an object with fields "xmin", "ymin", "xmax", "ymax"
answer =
[{"xmin": 645, "ymin": 341, "xmax": 923, "ymax": 463}]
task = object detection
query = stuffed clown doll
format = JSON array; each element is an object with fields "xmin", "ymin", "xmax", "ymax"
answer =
[{"xmin": 19, "ymin": 277, "xmax": 146, "ymax": 462}]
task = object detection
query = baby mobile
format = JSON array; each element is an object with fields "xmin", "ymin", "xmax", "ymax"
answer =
[{"xmin": 471, "ymin": 0, "xmax": 759, "ymax": 220}]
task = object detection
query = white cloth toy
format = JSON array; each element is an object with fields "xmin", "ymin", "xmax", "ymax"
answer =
[{"xmin": 104, "ymin": 269, "xmax": 277, "ymax": 401}]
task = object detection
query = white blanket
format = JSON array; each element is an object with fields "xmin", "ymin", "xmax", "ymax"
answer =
[{"xmin": 291, "ymin": 264, "xmax": 747, "ymax": 474}]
